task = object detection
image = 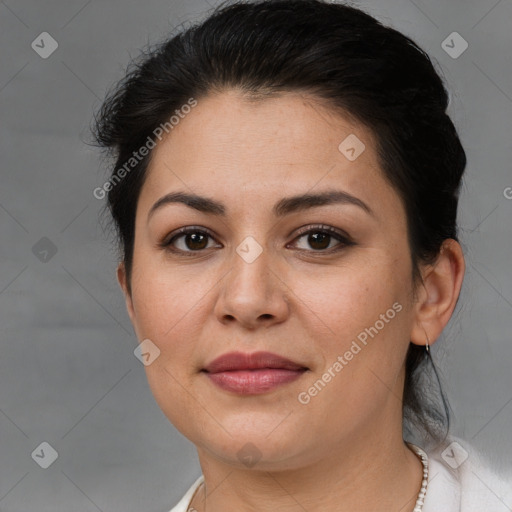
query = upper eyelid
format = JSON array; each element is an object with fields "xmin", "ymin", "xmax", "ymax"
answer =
[{"xmin": 293, "ymin": 224, "xmax": 351, "ymax": 239}]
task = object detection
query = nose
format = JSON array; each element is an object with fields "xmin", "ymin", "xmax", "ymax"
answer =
[{"xmin": 213, "ymin": 241, "xmax": 290, "ymax": 330}]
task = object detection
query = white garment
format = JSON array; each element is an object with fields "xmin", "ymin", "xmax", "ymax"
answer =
[{"xmin": 168, "ymin": 437, "xmax": 512, "ymax": 512}]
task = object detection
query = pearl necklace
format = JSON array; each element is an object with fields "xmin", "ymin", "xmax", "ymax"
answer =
[{"xmin": 407, "ymin": 442, "xmax": 429, "ymax": 512}]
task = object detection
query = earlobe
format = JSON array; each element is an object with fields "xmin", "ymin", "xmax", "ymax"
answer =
[{"xmin": 410, "ymin": 239, "xmax": 465, "ymax": 348}]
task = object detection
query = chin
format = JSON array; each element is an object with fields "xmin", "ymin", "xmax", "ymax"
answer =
[
  {"xmin": 198, "ymin": 423, "xmax": 308, "ymax": 465},
  {"xmin": 205, "ymin": 439, "xmax": 307, "ymax": 472}
]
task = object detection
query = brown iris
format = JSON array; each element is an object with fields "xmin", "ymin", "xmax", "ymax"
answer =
[
  {"xmin": 185, "ymin": 232, "xmax": 209, "ymax": 250},
  {"xmin": 307, "ymin": 232, "xmax": 330, "ymax": 250}
]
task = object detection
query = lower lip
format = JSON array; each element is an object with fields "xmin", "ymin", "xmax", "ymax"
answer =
[{"xmin": 204, "ymin": 369, "xmax": 306, "ymax": 395}]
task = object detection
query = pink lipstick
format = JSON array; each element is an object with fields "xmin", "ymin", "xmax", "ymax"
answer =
[{"xmin": 202, "ymin": 351, "xmax": 308, "ymax": 395}]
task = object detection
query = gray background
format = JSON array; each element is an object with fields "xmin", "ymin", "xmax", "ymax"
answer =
[{"xmin": 1, "ymin": 0, "xmax": 511, "ymax": 510}]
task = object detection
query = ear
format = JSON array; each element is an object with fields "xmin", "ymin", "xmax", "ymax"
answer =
[
  {"xmin": 117, "ymin": 261, "xmax": 136, "ymax": 326},
  {"xmin": 410, "ymin": 239, "xmax": 465, "ymax": 347}
]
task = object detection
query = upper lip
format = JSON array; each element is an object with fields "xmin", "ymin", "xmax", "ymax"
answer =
[{"xmin": 203, "ymin": 351, "xmax": 308, "ymax": 373}]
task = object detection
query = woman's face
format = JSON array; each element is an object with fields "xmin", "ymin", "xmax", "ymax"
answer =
[{"xmin": 120, "ymin": 90, "xmax": 420, "ymax": 470}]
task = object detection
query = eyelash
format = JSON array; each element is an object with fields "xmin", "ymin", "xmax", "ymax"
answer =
[{"xmin": 159, "ymin": 224, "xmax": 354, "ymax": 256}]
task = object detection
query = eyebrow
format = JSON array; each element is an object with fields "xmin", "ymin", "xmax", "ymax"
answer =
[{"xmin": 147, "ymin": 189, "xmax": 373, "ymax": 222}]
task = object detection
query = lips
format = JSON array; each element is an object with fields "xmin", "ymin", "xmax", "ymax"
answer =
[
  {"xmin": 202, "ymin": 351, "xmax": 308, "ymax": 395},
  {"xmin": 203, "ymin": 351, "xmax": 308, "ymax": 373}
]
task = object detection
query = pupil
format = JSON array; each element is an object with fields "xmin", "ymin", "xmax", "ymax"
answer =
[
  {"xmin": 309, "ymin": 232, "xmax": 329, "ymax": 250},
  {"xmin": 187, "ymin": 233, "xmax": 207, "ymax": 250}
]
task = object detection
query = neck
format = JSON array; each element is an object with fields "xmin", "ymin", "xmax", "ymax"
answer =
[{"xmin": 190, "ymin": 420, "xmax": 424, "ymax": 512}]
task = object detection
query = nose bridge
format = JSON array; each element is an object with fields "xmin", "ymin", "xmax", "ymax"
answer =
[
  {"xmin": 229, "ymin": 234, "xmax": 273, "ymax": 298},
  {"xmin": 214, "ymin": 233, "xmax": 289, "ymax": 326}
]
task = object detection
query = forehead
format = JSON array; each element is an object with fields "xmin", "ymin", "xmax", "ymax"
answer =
[{"xmin": 137, "ymin": 90, "xmax": 399, "ymax": 219}]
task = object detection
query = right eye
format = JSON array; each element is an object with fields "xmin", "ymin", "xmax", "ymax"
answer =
[{"xmin": 160, "ymin": 227, "xmax": 222, "ymax": 255}]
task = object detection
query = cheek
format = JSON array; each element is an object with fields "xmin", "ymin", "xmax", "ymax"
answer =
[
  {"xmin": 292, "ymin": 256, "xmax": 406, "ymax": 338},
  {"xmin": 130, "ymin": 254, "xmax": 212, "ymax": 339},
  {"xmin": 128, "ymin": 259, "xmax": 213, "ymax": 430},
  {"xmin": 290, "ymin": 252, "xmax": 413, "ymax": 404},
  {"xmin": 292, "ymin": 261, "xmax": 411, "ymax": 423},
  {"xmin": 127, "ymin": 258, "xmax": 211, "ymax": 403}
]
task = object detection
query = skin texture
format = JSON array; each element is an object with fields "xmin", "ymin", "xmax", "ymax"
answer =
[{"xmin": 117, "ymin": 90, "xmax": 465, "ymax": 512}]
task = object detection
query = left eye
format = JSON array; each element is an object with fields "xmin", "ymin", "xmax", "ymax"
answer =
[{"xmin": 290, "ymin": 227, "xmax": 351, "ymax": 252}]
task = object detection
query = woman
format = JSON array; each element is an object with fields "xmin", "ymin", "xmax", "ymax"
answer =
[{"xmin": 93, "ymin": 1, "xmax": 512, "ymax": 510}]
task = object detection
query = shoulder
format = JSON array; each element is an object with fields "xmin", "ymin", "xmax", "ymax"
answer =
[
  {"xmin": 168, "ymin": 475, "xmax": 204, "ymax": 512},
  {"xmin": 423, "ymin": 435, "xmax": 512, "ymax": 512}
]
